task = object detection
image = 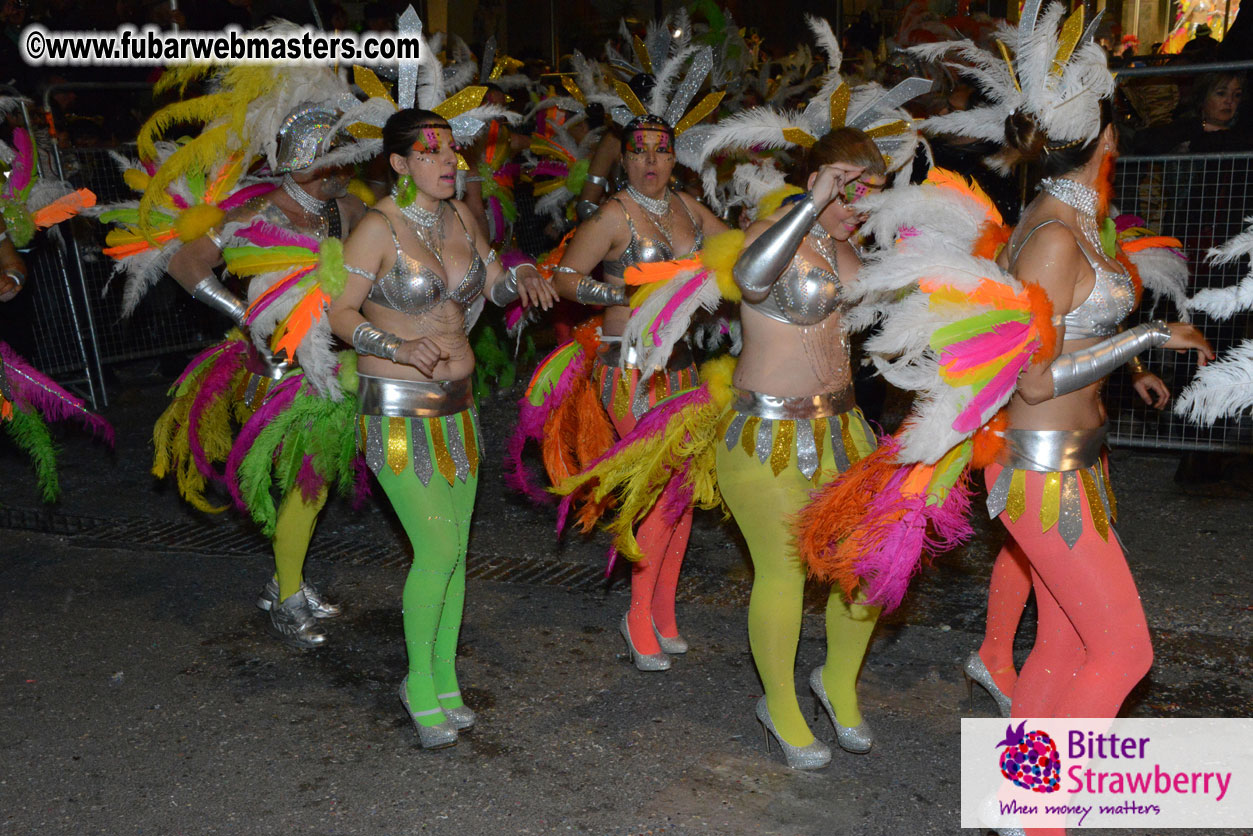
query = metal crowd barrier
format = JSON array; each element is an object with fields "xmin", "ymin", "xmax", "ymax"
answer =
[
  {"xmin": 41, "ymin": 82, "xmax": 228, "ymax": 407},
  {"xmin": 1106, "ymin": 151, "xmax": 1253, "ymax": 452}
]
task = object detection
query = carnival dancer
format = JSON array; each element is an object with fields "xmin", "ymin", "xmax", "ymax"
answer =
[
  {"xmin": 551, "ymin": 107, "xmax": 729, "ymax": 671},
  {"xmin": 98, "ymin": 56, "xmax": 376, "ymax": 648},
  {"xmin": 552, "ymin": 18, "xmax": 929, "ymax": 762},
  {"xmin": 966, "ymin": 214, "xmax": 1184, "ymax": 717},
  {"xmin": 329, "ymin": 108, "xmax": 556, "ymax": 748},
  {"xmin": 793, "ymin": 4, "xmax": 1213, "ymax": 767},
  {"xmin": 1, "ymin": 116, "xmax": 110, "ymax": 498}
]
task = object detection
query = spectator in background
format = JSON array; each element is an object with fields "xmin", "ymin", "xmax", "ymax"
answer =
[
  {"xmin": 1140, "ymin": 71, "xmax": 1247, "ymax": 153},
  {"xmin": 1181, "ymin": 23, "xmax": 1219, "ymax": 57}
]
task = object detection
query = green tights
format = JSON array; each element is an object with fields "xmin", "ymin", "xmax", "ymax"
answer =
[{"xmin": 373, "ymin": 418, "xmax": 479, "ymax": 727}]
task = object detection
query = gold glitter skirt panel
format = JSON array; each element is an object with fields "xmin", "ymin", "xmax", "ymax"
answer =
[
  {"xmin": 358, "ymin": 410, "xmax": 481, "ymax": 488},
  {"xmin": 355, "ymin": 376, "xmax": 480, "ymax": 488},
  {"xmin": 984, "ymin": 457, "xmax": 1118, "ymax": 549},
  {"xmin": 716, "ymin": 399, "xmax": 877, "ymax": 483},
  {"xmin": 592, "ymin": 345, "xmax": 699, "ymax": 422}
]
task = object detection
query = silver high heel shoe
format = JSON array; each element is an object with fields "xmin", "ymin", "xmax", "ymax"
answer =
[
  {"xmin": 619, "ymin": 613, "xmax": 671, "ymax": 671},
  {"xmin": 268, "ymin": 589, "xmax": 327, "ymax": 648},
  {"xmin": 754, "ymin": 696, "xmax": 831, "ymax": 770},
  {"xmin": 962, "ymin": 652, "xmax": 1013, "ymax": 718},
  {"xmin": 438, "ymin": 691, "xmax": 476, "ymax": 730},
  {"xmin": 257, "ymin": 578, "xmax": 342, "ymax": 619},
  {"xmin": 809, "ymin": 666, "xmax": 873, "ymax": 754},
  {"xmin": 652, "ymin": 617, "xmax": 689, "ymax": 655},
  {"xmin": 399, "ymin": 678, "xmax": 458, "ymax": 749}
]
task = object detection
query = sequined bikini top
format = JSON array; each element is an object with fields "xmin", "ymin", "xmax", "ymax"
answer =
[
  {"xmin": 1011, "ymin": 219, "xmax": 1135, "ymax": 339},
  {"xmin": 602, "ymin": 195, "xmax": 704, "ymax": 276},
  {"xmin": 746, "ymin": 231, "xmax": 845, "ymax": 326},
  {"xmin": 365, "ymin": 208, "xmax": 486, "ymax": 317}
]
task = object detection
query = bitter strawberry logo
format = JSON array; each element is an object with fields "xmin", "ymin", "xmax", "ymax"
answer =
[{"xmin": 996, "ymin": 720, "xmax": 1061, "ymax": 793}]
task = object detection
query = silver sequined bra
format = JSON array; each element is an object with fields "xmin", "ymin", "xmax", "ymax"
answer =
[
  {"xmin": 746, "ymin": 237, "xmax": 844, "ymax": 326},
  {"xmin": 1012, "ymin": 219, "xmax": 1135, "ymax": 339},
  {"xmin": 602, "ymin": 196, "xmax": 704, "ymax": 277},
  {"xmin": 365, "ymin": 209, "xmax": 486, "ymax": 317}
]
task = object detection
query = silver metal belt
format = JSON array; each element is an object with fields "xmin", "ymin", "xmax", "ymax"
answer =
[
  {"xmin": 596, "ymin": 339, "xmax": 694, "ymax": 372},
  {"xmin": 731, "ymin": 386, "xmax": 855, "ymax": 421},
  {"xmin": 357, "ymin": 374, "xmax": 473, "ymax": 418},
  {"xmin": 997, "ymin": 425, "xmax": 1108, "ymax": 472}
]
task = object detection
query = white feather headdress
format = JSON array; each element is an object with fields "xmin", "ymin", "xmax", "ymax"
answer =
[
  {"xmin": 911, "ymin": 0, "xmax": 1114, "ymax": 157},
  {"xmin": 694, "ymin": 16, "xmax": 931, "ymax": 212}
]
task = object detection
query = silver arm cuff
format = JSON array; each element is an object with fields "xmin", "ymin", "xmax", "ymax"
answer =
[
  {"xmin": 205, "ymin": 227, "xmax": 227, "ymax": 250},
  {"xmin": 352, "ymin": 322, "xmax": 403, "ymax": 361},
  {"xmin": 1050, "ymin": 321, "xmax": 1171, "ymax": 398},
  {"xmin": 345, "ymin": 264, "xmax": 376, "ymax": 280},
  {"xmin": 575, "ymin": 275, "xmax": 627, "ymax": 307},
  {"xmin": 732, "ymin": 194, "xmax": 819, "ymax": 301},
  {"xmin": 576, "ymin": 200, "xmax": 600, "ymax": 221},
  {"xmin": 190, "ymin": 275, "xmax": 247, "ymax": 326},
  {"xmin": 585, "ymin": 173, "xmax": 609, "ymax": 190},
  {"xmin": 488, "ymin": 265, "xmax": 524, "ymax": 306}
]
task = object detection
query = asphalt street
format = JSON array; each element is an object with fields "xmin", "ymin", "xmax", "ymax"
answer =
[{"xmin": 1, "ymin": 361, "xmax": 1249, "ymax": 835}]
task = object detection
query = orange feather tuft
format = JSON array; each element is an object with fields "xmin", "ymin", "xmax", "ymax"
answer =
[
  {"xmin": 970, "ymin": 409, "xmax": 1008, "ymax": 469},
  {"xmin": 1114, "ymin": 250, "xmax": 1144, "ymax": 307},
  {"xmin": 973, "ymin": 221, "xmax": 1011, "ymax": 261},
  {"xmin": 623, "ymin": 257, "xmax": 701, "ymax": 286},
  {"xmin": 31, "ymin": 189, "xmax": 97, "ymax": 228},
  {"xmin": 1119, "ymin": 235, "xmax": 1182, "ymax": 254},
  {"xmin": 572, "ymin": 316, "xmax": 603, "ymax": 356},
  {"xmin": 271, "ymin": 287, "xmax": 329, "ymax": 361},
  {"xmin": 1024, "ymin": 283, "xmax": 1057, "ymax": 364}
]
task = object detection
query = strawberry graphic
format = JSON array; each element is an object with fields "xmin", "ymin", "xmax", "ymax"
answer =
[{"xmin": 996, "ymin": 721, "xmax": 1061, "ymax": 793}]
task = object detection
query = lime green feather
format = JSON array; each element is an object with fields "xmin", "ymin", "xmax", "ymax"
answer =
[{"xmin": 3, "ymin": 408, "xmax": 61, "ymax": 502}]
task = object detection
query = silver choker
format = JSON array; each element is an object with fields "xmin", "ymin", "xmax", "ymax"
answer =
[
  {"xmin": 399, "ymin": 199, "xmax": 443, "ymax": 230},
  {"xmin": 1039, "ymin": 177, "xmax": 1099, "ymax": 219},
  {"xmin": 626, "ymin": 184, "xmax": 672, "ymax": 216},
  {"xmin": 282, "ymin": 175, "xmax": 331, "ymax": 216}
]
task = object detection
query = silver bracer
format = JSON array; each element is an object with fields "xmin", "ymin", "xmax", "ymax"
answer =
[
  {"xmin": 1050, "ymin": 321, "xmax": 1171, "ymax": 398},
  {"xmin": 576, "ymin": 199, "xmax": 600, "ymax": 221},
  {"xmin": 351, "ymin": 321, "xmax": 403, "ymax": 361},
  {"xmin": 575, "ymin": 275, "xmax": 627, "ymax": 307},
  {"xmin": 487, "ymin": 264, "xmax": 525, "ymax": 306},
  {"xmin": 732, "ymin": 194, "xmax": 819, "ymax": 301},
  {"xmin": 584, "ymin": 173, "xmax": 609, "ymax": 191},
  {"xmin": 190, "ymin": 275, "xmax": 247, "ymax": 326}
]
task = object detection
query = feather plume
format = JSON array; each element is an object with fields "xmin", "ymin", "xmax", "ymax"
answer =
[{"xmin": 1174, "ymin": 339, "xmax": 1253, "ymax": 425}]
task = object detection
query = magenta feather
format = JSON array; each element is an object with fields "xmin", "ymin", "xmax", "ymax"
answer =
[
  {"xmin": 940, "ymin": 321, "xmax": 1030, "ymax": 374},
  {"xmin": 649, "ymin": 271, "xmax": 708, "ymax": 344},
  {"xmin": 218, "ymin": 182, "xmax": 277, "ymax": 212},
  {"xmin": 554, "ymin": 386, "xmax": 712, "ymax": 535},
  {"xmin": 242, "ymin": 272, "xmax": 304, "ymax": 325},
  {"xmin": 488, "ymin": 199, "xmax": 506, "ymax": 244},
  {"xmin": 225, "ymin": 373, "xmax": 302, "ymax": 509},
  {"xmin": 351, "ymin": 454, "xmax": 372, "ymax": 509},
  {"xmin": 169, "ymin": 193, "xmax": 189, "ymax": 210},
  {"xmin": 0, "ymin": 342, "xmax": 114, "ymax": 444},
  {"xmin": 532, "ymin": 161, "xmax": 569, "ymax": 179},
  {"xmin": 236, "ymin": 220, "xmax": 318, "ymax": 251},
  {"xmin": 850, "ymin": 479, "xmax": 974, "ymax": 610},
  {"xmin": 501, "ymin": 248, "xmax": 531, "ymax": 269},
  {"xmin": 5, "ymin": 129, "xmax": 33, "ymax": 196},
  {"xmin": 186, "ymin": 342, "xmax": 248, "ymax": 484},
  {"xmin": 952, "ymin": 351, "xmax": 1033, "ymax": 433},
  {"xmin": 504, "ymin": 346, "xmax": 591, "ymax": 504},
  {"xmin": 175, "ymin": 340, "xmax": 235, "ymax": 389},
  {"xmin": 295, "ymin": 454, "xmax": 325, "ymax": 503}
]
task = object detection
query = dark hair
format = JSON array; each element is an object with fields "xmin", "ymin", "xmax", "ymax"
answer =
[
  {"xmin": 623, "ymin": 113, "xmax": 674, "ymax": 142},
  {"xmin": 383, "ymin": 108, "xmax": 450, "ymax": 159},
  {"xmin": 584, "ymin": 102, "xmax": 606, "ymax": 130},
  {"xmin": 627, "ymin": 72, "xmax": 656, "ymax": 102},
  {"xmin": 1188, "ymin": 71, "xmax": 1245, "ymax": 119},
  {"xmin": 1004, "ymin": 98, "xmax": 1113, "ymax": 176},
  {"xmin": 791, "ymin": 126, "xmax": 887, "ymax": 184}
]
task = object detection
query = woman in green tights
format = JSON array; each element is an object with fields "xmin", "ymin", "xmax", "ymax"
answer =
[
  {"xmin": 330, "ymin": 109, "xmax": 556, "ymax": 748},
  {"xmin": 720, "ymin": 128, "xmax": 887, "ymax": 769}
]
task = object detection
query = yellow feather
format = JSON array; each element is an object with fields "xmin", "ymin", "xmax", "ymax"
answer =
[
  {"xmin": 756, "ymin": 185, "xmax": 804, "ymax": 221},
  {"xmin": 123, "ymin": 168, "xmax": 150, "ymax": 193},
  {"xmin": 175, "ymin": 204, "xmax": 226, "ymax": 242},
  {"xmin": 347, "ymin": 179, "xmax": 377, "ymax": 206},
  {"xmin": 699, "ymin": 229, "xmax": 746, "ymax": 302}
]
